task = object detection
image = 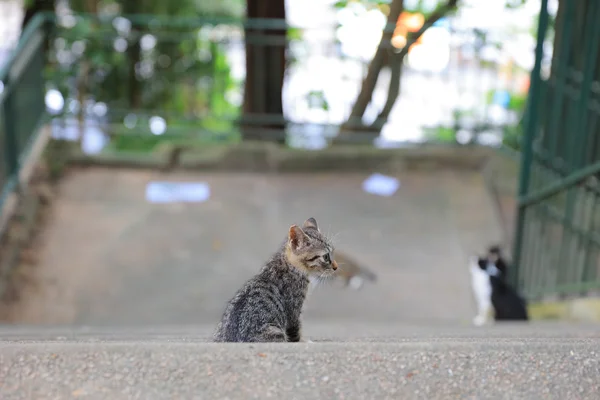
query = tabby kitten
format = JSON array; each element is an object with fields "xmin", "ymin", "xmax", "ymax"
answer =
[{"xmin": 213, "ymin": 217, "xmax": 337, "ymax": 342}]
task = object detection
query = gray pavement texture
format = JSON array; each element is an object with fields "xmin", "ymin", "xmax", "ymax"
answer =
[
  {"xmin": 6, "ymin": 167, "xmax": 503, "ymax": 326},
  {"xmin": 0, "ymin": 324, "xmax": 599, "ymax": 400}
]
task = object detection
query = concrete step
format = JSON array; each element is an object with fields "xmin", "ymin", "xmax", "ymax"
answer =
[{"xmin": 0, "ymin": 322, "xmax": 598, "ymax": 399}]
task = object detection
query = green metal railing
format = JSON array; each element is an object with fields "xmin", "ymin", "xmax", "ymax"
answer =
[
  {"xmin": 0, "ymin": 14, "xmax": 48, "ymax": 211},
  {"xmin": 512, "ymin": 0, "xmax": 600, "ymax": 298}
]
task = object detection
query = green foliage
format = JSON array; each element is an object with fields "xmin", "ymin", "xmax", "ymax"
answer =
[
  {"xmin": 502, "ymin": 123, "xmax": 522, "ymax": 150},
  {"xmin": 287, "ymin": 27, "xmax": 303, "ymax": 41},
  {"xmin": 508, "ymin": 93, "xmax": 527, "ymax": 112},
  {"xmin": 504, "ymin": 0, "xmax": 528, "ymax": 9},
  {"xmin": 485, "ymin": 89, "xmax": 528, "ymax": 112},
  {"xmin": 44, "ymin": 0, "xmax": 246, "ymax": 151},
  {"xmin": 423, "ymin": 126, "xmax": 457, "ymax": 143},
  {"xmin": 481, "ymin": 89, "xmax": 526, "ymax": 150},
  {"xmin": 106, "ymin": 126, "xmax": 241, "ymax": 153},
  {"xmin": 333, "ymin": 0, "xmax": 392, "ymax": 9},
  {"xmin": 332, "ymin": 0, "xmax": 450, "ymax": 14},
  {"xmin": 306, "ymin": 90, "xmax": 330, "ymax": 111}
]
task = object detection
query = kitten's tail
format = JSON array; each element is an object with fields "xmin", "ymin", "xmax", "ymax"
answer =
[
  {"xmin": 358, "ymin": 268, "xmax": 377, "ymax": 282},
  {"xmin": 344, "ymin": 267, "xmax": 377, "ymax": 291}
]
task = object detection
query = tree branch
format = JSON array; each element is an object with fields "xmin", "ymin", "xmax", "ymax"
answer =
[
  {"xmin": 368, "ymin": 0, "xmax": 459, "ymax": 131},
  {"xmin": 396, "ymin": 0, "xmax": 458, "ymax": 61},
  {"xmin": 340, "ymin": 0, "xmax": 404, "ymax": 132}
]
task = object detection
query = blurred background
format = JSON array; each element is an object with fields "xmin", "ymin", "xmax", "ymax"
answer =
[{"xmin": 1, "ymin": 0, "xmax": 599, "ymax": 327}]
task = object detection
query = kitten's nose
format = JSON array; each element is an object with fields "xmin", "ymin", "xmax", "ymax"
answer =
[{"xmin": 331, "ymin": 260, "xmax": 338, "ymax": 270}]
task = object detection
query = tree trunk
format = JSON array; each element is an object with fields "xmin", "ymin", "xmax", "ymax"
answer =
[
  {"xmin": 241, "ymin": 0, "xmax": 287, "ymax": 142},
  {"xmin": 122, "ymin": 0, "xmax": 143, "ymax": 109},
  {"xmin": 339, "ymin": 0, "xmax": 404, "ymax": 135},
  {"xmin": 338, "ymin": 0, "xmax": 458, "ymax": 141},
  {"xmin": 126, "ymin": 41, "xmax": 142, "ymax": 109},
  {"xmin": 367, "ymin": 0, "xmax": 458, "ymax": 133}
]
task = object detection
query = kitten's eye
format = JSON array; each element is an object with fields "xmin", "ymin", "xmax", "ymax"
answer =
[
  {"xmin": 307, "ymin": 255, "xmax": 320, "ymax": 262},
  {"xmin": 323, "ymin": 253, "xmax": 331, "ymax": 263}
]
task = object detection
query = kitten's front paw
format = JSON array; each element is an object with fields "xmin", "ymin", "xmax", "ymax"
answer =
[{"xmin": 473, "ymin": 315, "xmax": 487, "ymax": 327}]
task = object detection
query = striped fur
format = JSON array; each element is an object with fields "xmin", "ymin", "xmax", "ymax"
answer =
[{"xmin": 213, "ymin": 218, "xmax": 336, "ymax": 342}]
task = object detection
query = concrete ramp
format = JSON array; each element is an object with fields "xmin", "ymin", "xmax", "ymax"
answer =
[{"xmin": 5, "ymin": 167, "xmax": 502, "ymax": 325}]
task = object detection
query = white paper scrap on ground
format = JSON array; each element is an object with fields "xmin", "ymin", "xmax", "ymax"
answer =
[
  {"xmin": 362, "ymin": 173, "xmax": 400, "ymax": 197},
  {"xmin": 146, "ymin": 182, "xmax": 211, "ymax": 203}
]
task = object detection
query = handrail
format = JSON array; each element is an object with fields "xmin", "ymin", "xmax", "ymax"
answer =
[
  {"xmin": 1, "ymin": 11, "xmax": 49, "ymax": 212},
  {"xmin": 518, "ymin": 160, "xmax": 600, "ymax": 208},
  {"xmin": 0, "ymin": 13, "xmax": 48, "ymax": 84},
  {"xmin": 510, "ymin": 0, "xmax": 549, "ymax": 289}
]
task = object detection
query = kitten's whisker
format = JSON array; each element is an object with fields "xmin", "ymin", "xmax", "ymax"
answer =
[
  {"xmin": 336, "ymin": 262, "xmax": 347, "ymax": 271},
  {"xmin": 329, "ymin": 231, "xmax": 343, "ymax": 246},
  {"xmin": 318, "ymin": 273, "xmax": 333, "ymax": 287}
]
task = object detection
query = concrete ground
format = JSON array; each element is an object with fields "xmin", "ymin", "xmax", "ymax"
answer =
[
  {"xmin": 4, "ymin": 167, "xmax": 502, "ymax": 326},
  {"xmin": 0, "ymin": 323, "xmax": 598, "ymax": 400}
]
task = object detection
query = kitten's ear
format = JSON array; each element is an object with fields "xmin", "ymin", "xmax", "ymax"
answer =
[
  {"xmin": 288, "ymin": 225, "xmax": 310, "ymax": 250},
  {"xmin": 488, "ymin": 245, "xmax": 502, "ymax": 256},
  {"xmin": 496, "ymin": 258, "xmax": 509, "ymax": 274},
  {"xmin": 302, "ymin": 217, "xmax": 319, "ymax": 231},
  {"xmin": 476, "ymin": 257, "xmax": 487, "ymax": 269}
]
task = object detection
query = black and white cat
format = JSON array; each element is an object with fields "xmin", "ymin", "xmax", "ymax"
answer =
[{"xmin": 470, "ymin": 246, "xmax": 529, "ymax": 326}]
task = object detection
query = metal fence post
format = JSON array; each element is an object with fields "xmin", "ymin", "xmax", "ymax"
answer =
[
  {"xmin": 511, "ymin": 0, "xmax": 550, "ymax": 290},
  {"xmin": 2, "ymin": 78, "xmax": 18, "ymax": 179}
]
